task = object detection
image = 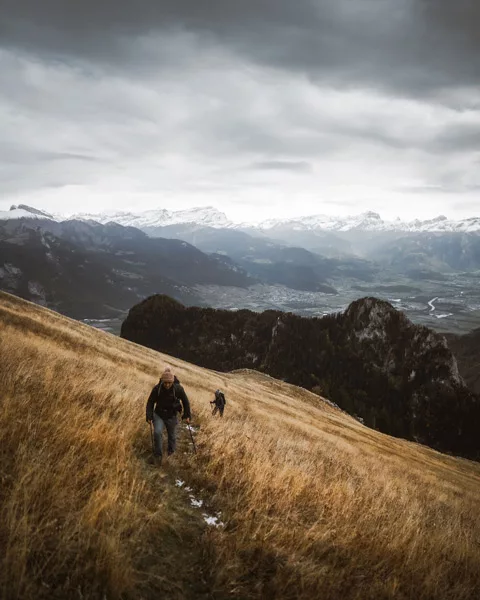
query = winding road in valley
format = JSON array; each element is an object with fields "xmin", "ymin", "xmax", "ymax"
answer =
[{"xmin": 428, "ymin": 297, "xmax": 439, "ymax": 313}]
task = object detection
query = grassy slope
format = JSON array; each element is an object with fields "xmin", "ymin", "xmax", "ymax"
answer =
[{"xmin": 0, "ymin": 291, "xmax": 479, "ymax": 600}]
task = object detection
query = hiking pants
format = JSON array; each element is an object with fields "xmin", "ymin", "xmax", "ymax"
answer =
[
  {"xmin": 153, "ymin": 413, "xmax": 177, "ymax": 456},
  {"xmin": 212, "ymin": 405, "xmax": 225, "ymax": 417}
]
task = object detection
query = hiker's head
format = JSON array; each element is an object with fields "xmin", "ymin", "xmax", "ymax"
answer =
[{"xmin": 161, "ymin": 367, "xmax": 174, "ymax": 388}]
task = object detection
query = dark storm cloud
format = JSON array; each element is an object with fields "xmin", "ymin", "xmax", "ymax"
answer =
[
  {"xmin": 433, "ymin": 126, "xmax": 480, "ymax": 154},
  {"xmin": 2, "ymin": 0, "xmax": 480, "ymax": 95},
  {"xmin": 1, "ymin": 1, "xmax": 479, "ymax": 219}
]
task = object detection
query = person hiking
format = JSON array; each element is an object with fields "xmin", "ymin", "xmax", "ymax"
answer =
[
  {"xmin": 146, "ymin": 367, "xmax": 191, "ymax": 464},
  {"xmin": 211, "ymin": 389, "xmax": 226, "ymax": 417}
]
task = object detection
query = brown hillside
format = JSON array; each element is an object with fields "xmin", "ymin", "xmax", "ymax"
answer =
[{"xmin": 0, "ymin": 291, "xmax": 479, "ymax": 600}]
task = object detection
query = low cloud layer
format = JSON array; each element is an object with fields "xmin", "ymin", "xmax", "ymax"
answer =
[{"xmin": 1, "ymin": 0, "xmax": 479, "ymax": 220}]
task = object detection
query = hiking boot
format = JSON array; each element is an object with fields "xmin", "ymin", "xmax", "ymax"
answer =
[{"xmin": 154, "ymin": 455, "xmax": 163, "ymax": 467}]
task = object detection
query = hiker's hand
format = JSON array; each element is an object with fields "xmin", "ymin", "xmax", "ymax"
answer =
[
  {"xmin": 184, "ymin": 418, "xmax": 190, "ymax": 424},
  {"xmin": 146, "ymin": 417, "xmax": 152, "ymax": 424}
]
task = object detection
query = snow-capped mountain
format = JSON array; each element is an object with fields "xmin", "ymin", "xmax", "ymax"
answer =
[
  {"xmin": 73, "ymin": 209, "xmax": 168, "ymax": 228},
  {"xmin": 73, "ymin": 206, "xmax": 233, "ymax": 229},
  {"xmin": 3, "ymin": 204, "xmax": 479, "ymax": 233},
  {"xmin": 0, "ymin": 205, "xmax": 58, "ymax": 221},
  {"xmin": 258, "ymin": 211, "xmax": 480, "ymax": 233},
  {"xmin": 73, "ymin": 207, "xmax": 480, "ymax": 233}
]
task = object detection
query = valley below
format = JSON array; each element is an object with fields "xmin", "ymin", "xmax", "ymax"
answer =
[
  {"xmin": 195, "ymin": 270, "xmax": 480, "ymax": 335},
  {"xmin": 2, "ymin": 206, "xmax": 480, "ymax": 336},
  {"xmin": 83, "ymin": 272, "xmax": 480, "ymax": 337}
]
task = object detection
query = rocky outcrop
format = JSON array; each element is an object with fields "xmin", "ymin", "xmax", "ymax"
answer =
[
  {"xmin": 445, "ymin": 328, "xmax": 480, "ymax": 395},
  {"xmin": 121, "ymin": 295, "xmax": 480, "ymax": 459}
]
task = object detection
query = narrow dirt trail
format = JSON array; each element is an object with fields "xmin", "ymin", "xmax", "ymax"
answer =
[{"xmin": 136, "ymin": 423, "xmax": 224, "ymax": 600}]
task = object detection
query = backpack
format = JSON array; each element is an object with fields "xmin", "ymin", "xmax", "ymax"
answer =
[
  {"xmin": 157, "ymin": 381, "xmax": 182, "ymax": 415},
  {"xmin": 215, "ymin": 390, "xmax": 226, "ymax": 406}
]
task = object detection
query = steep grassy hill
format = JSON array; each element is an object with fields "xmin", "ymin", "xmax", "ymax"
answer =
[{"xmin": 1, "ymin": 291, "xmax": 480, "ymax": 599}]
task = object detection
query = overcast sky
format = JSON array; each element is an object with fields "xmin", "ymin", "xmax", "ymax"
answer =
[{"xmin": 1, "ymin": 0, "xmax": 479, "ymax": 222}]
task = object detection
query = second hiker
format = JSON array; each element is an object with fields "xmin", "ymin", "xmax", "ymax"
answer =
[
  {"xmin": 211, "ymin": 389, "xmax": 226, "ymax": 417},
  {"xmin": 146, "ymin": 367, "xmax": 191, "ymax": 464}
]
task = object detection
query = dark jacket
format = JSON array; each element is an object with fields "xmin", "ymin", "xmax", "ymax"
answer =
[
  {"xmin": 146, "ymin": 382, "xmax": 191, "ymax": 421},
  {"xmin": 212, "ymin": 391, "xmax": 226, "ymax": 408}
]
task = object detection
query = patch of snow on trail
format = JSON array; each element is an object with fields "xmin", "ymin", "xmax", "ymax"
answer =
[
  {"xmin": 202, "ymin": 513, "xmax": 224, "ymax": 528},
  {"xmin": 176, "ymin": 478, "xmax": 224, "ymax": 527}
]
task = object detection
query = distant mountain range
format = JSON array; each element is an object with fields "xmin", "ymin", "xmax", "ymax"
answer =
[
  {"xmin": 69, "ymin": 205, "xmax": 480, "ymax": 233},
  {"xmin": 2, "ymin": 205, "xmax": 480, "ymax": 326},
  {"xmin": 70, "ymin": 205, "xmax": 480, "ymax": 273},
  {"xmin": 0, "ymin": 206, "xmax": 251, "ymax": 317},
  {"xmin": 4, "ymin": 203, "xmax": 478, "ymax": 233},
  {"xmin": 73, "ymin": 205, "xmax": 233, "ymax": 230},
  {"xmin": 70, "ymin": 204, "xmax": 480, "ymax": 273},
  {"xmin": 259, "ymin": 211, "xmax": 480, "ymax": 233},
  {"xmin": 0, "ymin": 205, "xmax": 385, "ymax": 309}
]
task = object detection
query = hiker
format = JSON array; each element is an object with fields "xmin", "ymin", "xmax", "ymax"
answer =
[
  {"xmin": 211, "ymin": 389, "xmax": 226, "ymax": 417},
  {"xmin": 146, "ymin": 367, "xmax": 191, "ymax": 464}
]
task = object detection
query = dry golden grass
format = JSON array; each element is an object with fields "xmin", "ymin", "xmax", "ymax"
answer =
[{"xmin": 1, "ymin": 291, "xmax": 479, "ymax": 600}]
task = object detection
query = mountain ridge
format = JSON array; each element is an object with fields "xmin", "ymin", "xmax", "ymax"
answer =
[
  {"xmin": 73, "ymin": 205, "xmax": 233, "ymax": 229},
  {"xmin": 0, "ymin": 212, "xmax": 251, "ymax": 317},
  {"xmin": 259, "ymin": 211, "xmax": 480, "ymax": 233},
  {"xmin": 4, "ymin": 204, "xmax": 479, "ymax": 233}
]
